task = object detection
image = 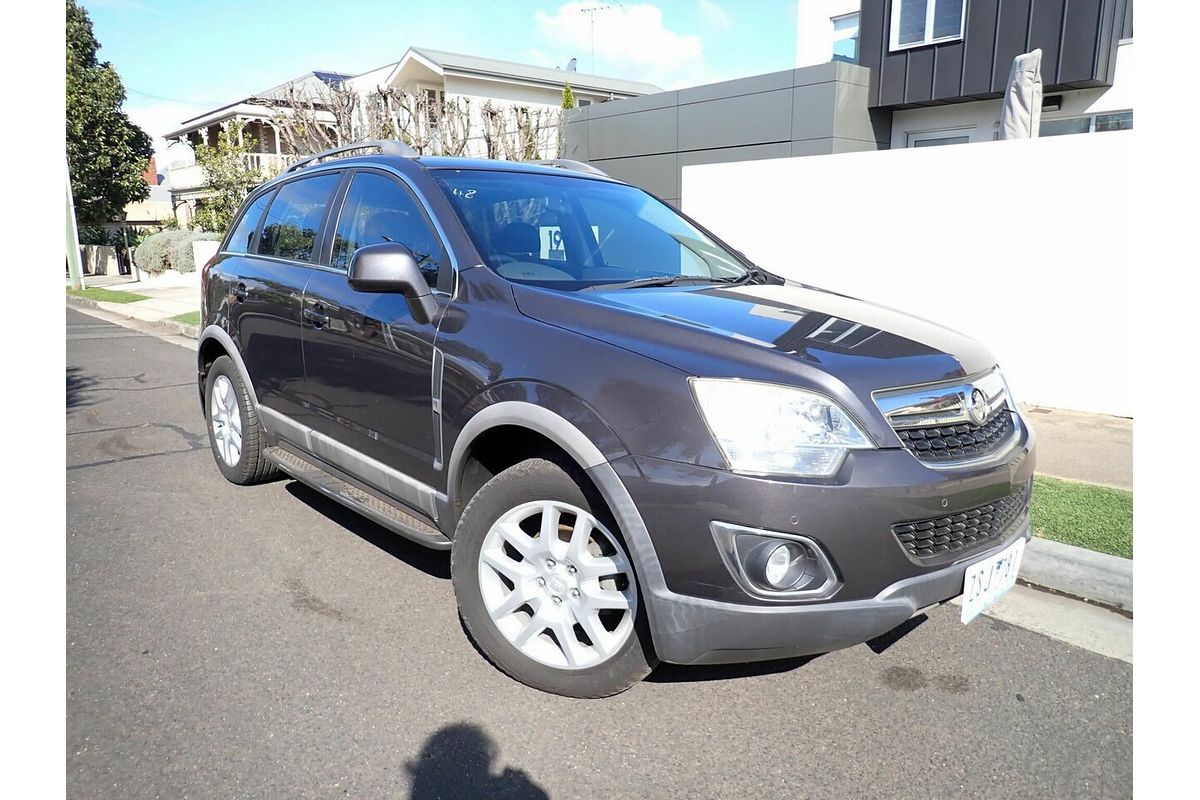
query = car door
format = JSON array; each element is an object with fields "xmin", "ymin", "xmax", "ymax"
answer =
[
  {"xmin": 226, "ymin": 171, "xmax": 341, "ymax": 420},
  {"xmin": 299, "ymin": 168, "xmax": 452, "ymax": 498}
]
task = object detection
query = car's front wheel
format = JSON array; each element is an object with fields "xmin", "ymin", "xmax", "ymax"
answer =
[{"xmin": 451, "ymin": 457, "xmax": 656, "ymax": 697}]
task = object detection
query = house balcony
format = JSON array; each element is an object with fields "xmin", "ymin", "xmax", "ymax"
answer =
[{"xmin": 167, "ymin": 153, "xmax": 296, "ymax": 194}]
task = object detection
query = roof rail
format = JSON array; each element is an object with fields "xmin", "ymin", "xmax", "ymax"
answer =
[
  {"xmin": 286, "ymin": 140, "xmax": 418, "ymax": 173},
  {"xmin": 527, "ymin": 159, "xmax": 609, "ymax": 177}
]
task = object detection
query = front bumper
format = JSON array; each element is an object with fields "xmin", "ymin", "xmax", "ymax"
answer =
[
  {"xmin": 604, "ymin": 415, "xmax": 1035, "ymax": 665},
  {"xmin": 646, "ymin": 519, "xmax": 1030, "ymax": 665}
]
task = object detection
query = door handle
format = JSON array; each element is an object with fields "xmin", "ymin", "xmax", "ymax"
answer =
[
  {"xmin": 233, "ymin": 283, "xmax": 247, "ymax": 302},
  {"xmin": 304, "ymin": 303, "xmax": 328, "ymax": 329}
]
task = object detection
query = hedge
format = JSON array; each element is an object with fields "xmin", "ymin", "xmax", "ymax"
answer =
[{"xmin": 135, "ymin": 230, "xmax": 221, "ymax": 274}]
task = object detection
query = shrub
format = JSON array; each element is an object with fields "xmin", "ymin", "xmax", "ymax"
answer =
[
  {"xmin": 134, "ymin": 229, "xmax": 226, "ymax": 274},
  {"xmin": 135, "ymin": 230, "xmax": 178, "ymax": 273},
  {"xmin": 169, "ymin": 232, "xmax": 221, "ymax": 273}
]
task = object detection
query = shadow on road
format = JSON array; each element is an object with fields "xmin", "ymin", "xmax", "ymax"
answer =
[
  {"xmin": 407, "ymin": 723, "xmax": 548, "ymax": 800},
  {"xmin": 649, "ymin": 654, "xmax": 821, "ymax": 683},
  {"xmin": 283, "ymin": 481, "xmax": 451, "ymax": 579},
  {"xmin": 67, "ymin": 366, "xmax": 98, "ymax": 411}
]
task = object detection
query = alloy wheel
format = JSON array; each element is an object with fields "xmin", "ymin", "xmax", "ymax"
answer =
[{"xmin": 209, "ymin": 374, "xmax": 243, "ymax": 467}]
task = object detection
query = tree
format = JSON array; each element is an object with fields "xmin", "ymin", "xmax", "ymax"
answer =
[
  {"xmin": 65, "ymin": 0, "xmax": 153, "ymax": 228},
  {"xmin": 270, "ymin": 80, "xmax": 565, "ymax": 161},
  {"xmin": 192, "ymin": 120, "xmax": 263, "ymax": 233},
  {"xmin": 557, "ymin": 83, "xmax": 577, "ymax": 158}
]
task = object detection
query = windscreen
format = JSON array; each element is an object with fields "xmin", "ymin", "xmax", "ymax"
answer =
[{"xmin": 431, "ymin": 169, "xmax": 752, "ymax": 289}]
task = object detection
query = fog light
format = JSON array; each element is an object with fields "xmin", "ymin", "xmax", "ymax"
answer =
[
  {"xmin": 711, "ymin": 522, "xmax": 839, "ymax": 600},
  {"xmin": 764, "ymin": 544, "xmax": 794, "ymax": 587}
]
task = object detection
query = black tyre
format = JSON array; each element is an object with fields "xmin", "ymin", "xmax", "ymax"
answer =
[
  {"xmin": 204, "ymin": 355, "xmax": 277, "ymax": 485},
  {"xmin": 451, "ymin": 457, "xmax": 657, "ymax": 697}
]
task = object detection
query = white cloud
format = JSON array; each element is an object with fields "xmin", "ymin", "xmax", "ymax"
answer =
[
  {"xmin": 697, "ymin": 0, "xmax": 732, "ymax": 31},
  {"xmin": 125, "ymin": 101, "xmax": 207, "ymax": 168},
  {"xmin": 534, "ymin": 3, "xmax": 704, "ymax": 89}
]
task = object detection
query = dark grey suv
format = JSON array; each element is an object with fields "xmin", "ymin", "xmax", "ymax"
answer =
[{"xmin": 199, "ymin": 141, "xmax": 1035, "ymax": 697}]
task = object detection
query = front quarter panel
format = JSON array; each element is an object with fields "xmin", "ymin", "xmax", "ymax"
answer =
[{"xmin": 436, "ymin": 267, "xmax": 725, "ymax": 506}]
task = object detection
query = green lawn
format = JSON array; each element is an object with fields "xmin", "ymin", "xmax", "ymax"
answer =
[
  {"xmin": 1030, "ymin": 475, "xmax": 1132, "ymax": 559},
  {"xmin": 68, "ymin": 287, "xmax": 148, "ymax": 304},
  {"xmin": 170, "ymin": 311, "xmax": 201, "ymax": 325}
]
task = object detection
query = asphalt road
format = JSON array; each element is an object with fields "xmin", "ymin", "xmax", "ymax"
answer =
[{"xmin": 66, "ymin": 307, "xmax": 1132, "ymax": 800}]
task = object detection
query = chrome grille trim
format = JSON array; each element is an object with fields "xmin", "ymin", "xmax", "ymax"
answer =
[
  {"xmin": 873, "ymin": 368, "xmax": 1023, "ymax": 469},
  {"xmin": 873, "ymin": 368, "xmax": 1010, "ymax": 430}
]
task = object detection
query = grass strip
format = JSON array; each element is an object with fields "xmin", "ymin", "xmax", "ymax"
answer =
[
  {"xmin": 68, "ymin": 287, "xmax": 149, "ymax": 304},
  {"xmin": 1030, "ymin": 474, "xmax": 1132, "ymax": 559}
]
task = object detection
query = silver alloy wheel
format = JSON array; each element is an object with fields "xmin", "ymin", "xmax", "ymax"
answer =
[
  {"xmin": 478, "ymin": 500, "xmax": 637, "ymax": 670},
  {"xmin": 209, "ymin": 374, "xmax": 243, "ymax": 467}
]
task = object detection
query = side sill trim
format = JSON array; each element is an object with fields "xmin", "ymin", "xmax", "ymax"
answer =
[{"xmin": 259, "ymin": 406, "xmax": 446, "ymax": 522}]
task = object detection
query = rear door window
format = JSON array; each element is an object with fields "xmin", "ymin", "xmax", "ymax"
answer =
[
  {"xmin": 256, "ymin": 173, "xmax": 340, "ymax": 262},
  {"xmin": 224, "ymin": 190, "xmax": 274, "ymax": 254}
]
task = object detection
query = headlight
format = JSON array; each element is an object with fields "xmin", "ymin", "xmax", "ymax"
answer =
[{"xmin": 690, "ymin": 378, "xmax": 874, "ymax": 477}]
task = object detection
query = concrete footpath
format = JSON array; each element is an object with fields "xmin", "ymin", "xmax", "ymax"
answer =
[
  {"xmin": 1020, "ymin": 404, "xmax": 1132, "ymax": 491},
  {"xmin": 68, "ymin": 272, "xmax": 200, "ymax": 337}
]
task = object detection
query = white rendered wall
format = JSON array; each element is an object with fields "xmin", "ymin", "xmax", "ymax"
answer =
[
  {"xmin": 682, "ymin": 131, "xmax": 1133, "ymax": 417},
  {"xmin": 891, "ymin": 41, "xmax": 1135, "ymax": 147},
  {"xmin": 796, "ymin": 0, "xmax": 861, "ymax": 67}
]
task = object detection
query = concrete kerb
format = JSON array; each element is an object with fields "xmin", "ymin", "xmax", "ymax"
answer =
[
  {"xmin": 1019, "ymin": 536, "xmax": 1133, "ymax": 613},
  {"xmin": 63, "ymin": 294, "xmax": 1133, "ymax": 613},
  {"xmin": 66, "ymin": 295, "xmax": 199, "ymax": 340}
]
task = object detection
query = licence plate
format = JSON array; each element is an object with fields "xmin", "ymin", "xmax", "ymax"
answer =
[{"xmin": 960, "ymin": 537, "xmax": 1025, "ymax": 623}]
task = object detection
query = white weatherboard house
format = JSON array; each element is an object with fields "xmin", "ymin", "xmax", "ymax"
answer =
[
  {"xmin": 346, "ymin": 46, "xmax": 660, "ymax": 135},
  {"xmin": 163, "ymin": 47, "xmax": 660, "ymax": 227},
  {"xmin": 164, "ymin": 70, "xmax": 353, "ymax": 228}
]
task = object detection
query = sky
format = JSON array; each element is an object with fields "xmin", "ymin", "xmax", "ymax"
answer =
[{"xmin": 81, "ymin": 0, "xmax": 800, "ymax": 164}]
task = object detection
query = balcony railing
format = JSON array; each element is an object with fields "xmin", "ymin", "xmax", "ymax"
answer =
[{"xmin": 168, "ymin": 153, "xmax": 297, "ymax": 192}]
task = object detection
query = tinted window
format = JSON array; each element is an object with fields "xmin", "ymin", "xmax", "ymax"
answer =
[
  {"xmin": 331, "ymin": 172, "xmax": 447, "ymax": 289},
  {"xmin": 224, "ymin": 190, "xmax": 273, "ymax": 254},
  {"xmin": 257, "ymin": 173, "xmax": 340, "ymax": 262},
  {"xmin": 432, "ymin": 169, "xmax": 749, "ymax": 288}
]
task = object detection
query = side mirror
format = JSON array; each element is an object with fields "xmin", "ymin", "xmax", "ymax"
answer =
[{"xmin": 347, "ymin": 242, "xmax": 439, "ymax": 324}]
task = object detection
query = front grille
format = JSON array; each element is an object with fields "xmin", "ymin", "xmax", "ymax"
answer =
[
  {"xmin": 892, "ymin": 483, "xmax": 1031, "ymax": 561},
  {"xmin": 896, "ymin": 408, "xmax": 1015, "ymax": 463}
]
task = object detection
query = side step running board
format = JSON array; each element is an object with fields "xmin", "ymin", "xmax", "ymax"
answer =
[{"xmin": 264, "ymin": 445, "xmax": 452, "ymax": 551}]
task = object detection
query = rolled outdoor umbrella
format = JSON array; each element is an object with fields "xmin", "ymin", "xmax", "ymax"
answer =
[{"xmin": 998, "ymin": 49, "xmax": 1044, "ymax": 140}]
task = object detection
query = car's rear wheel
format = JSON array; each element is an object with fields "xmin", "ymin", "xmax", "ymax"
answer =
[
  {"xmin": 204, "ymin": 355, "xmax": 277, "ymax": 485},
  {"xmin": 451, "ymin": 457, "xmax": 656, "ymax": 697}
]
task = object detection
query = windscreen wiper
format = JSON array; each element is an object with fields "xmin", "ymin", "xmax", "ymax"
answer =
[{"xmin": 582, "ymin": 275, "xmax": 725, "ymax": 291}]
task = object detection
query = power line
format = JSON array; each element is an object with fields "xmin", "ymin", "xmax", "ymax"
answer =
[{"xmin": 125, "ymin": 86, "xmax": 229, "ymax": 107}]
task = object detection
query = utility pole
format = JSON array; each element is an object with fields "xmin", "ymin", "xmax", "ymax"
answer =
[{"xmin": 65, "ymin": 157, "xmax": 84, "ymax": 291}]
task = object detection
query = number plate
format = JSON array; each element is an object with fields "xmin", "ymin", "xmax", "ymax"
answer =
[{"xmin": 960, "ymin": 537, "xmax": 1025, "ymax": 623}]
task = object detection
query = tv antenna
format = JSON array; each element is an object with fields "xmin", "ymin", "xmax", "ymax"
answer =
[{"xmin": 577, "ymin": 4, "xmax": 620, "ymax": 73}]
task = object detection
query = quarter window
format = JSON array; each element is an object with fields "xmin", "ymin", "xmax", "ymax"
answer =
[
  {"xmin": 256, "ymin": 173, "xmax": 340, "ymax": 263},
  {"xmin": 331, "ymin": 172, "xmax": 448, "ymax": 291},
  {"xmin": 891, "ymin": 0, "xmax": 965, "ymax": 51},
  {"xmin": 224, "ymin": 190, "xmax": 273, "ymax": 254}
]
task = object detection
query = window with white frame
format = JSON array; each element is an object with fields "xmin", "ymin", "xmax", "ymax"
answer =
[
  {"xmin": 420, "ymin": 87, "xmax": 445, "ymax": 124},
  {"xmin": 1040, "ymin": 111, "xmax": 1133, "ymax": 137},
  {"xmin": 906, "ymin": 126, "xmax": 974, "ymax": 147},
  {"xmin": 832, "ymin": 12, "xmax": 860, "ymax": 64},
  {"xmin": 891, "ymin": 0, "xmax": 966, "ymax": 51}
]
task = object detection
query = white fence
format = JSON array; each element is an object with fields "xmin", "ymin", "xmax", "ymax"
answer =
[{"xmin": 682, "ymin": 132, "xmax": 1134, "ymax": 417}]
